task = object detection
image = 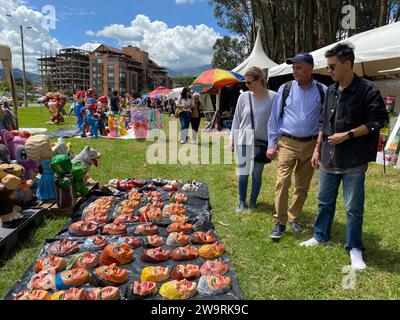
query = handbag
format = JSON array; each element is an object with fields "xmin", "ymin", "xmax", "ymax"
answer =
[{"xmin": 248, "ymin": 92, "xmax": 271, "ymax": 164}]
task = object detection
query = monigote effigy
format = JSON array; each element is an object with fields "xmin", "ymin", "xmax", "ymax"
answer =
[{"xmin": 5, "ymin": 178, "xmax": 243, "ymax": 300}]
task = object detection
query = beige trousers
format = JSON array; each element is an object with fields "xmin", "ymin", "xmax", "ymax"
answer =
[{"xmin": 272, "ymin": 136, "xmax": 316, "ymax": 225}]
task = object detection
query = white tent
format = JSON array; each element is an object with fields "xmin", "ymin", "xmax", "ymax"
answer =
[
  {"xmin": 233, "ymin": 29, "xmax": 278, "ymax": 76},
  {"xmin": 166, "ymin": 87, "xmax": 184, "ymax": 100},
  {"xmin": 269, "ymin": 21, "xmax": 400, "ymax": 78},
  {"xmin": 0, "ymin": 44, "xmax": 19, "ymax": 128}
]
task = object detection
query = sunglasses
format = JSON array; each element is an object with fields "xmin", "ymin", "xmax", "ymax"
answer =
[
  {"xmin": 326, "ymin": 64, "xmax": 336, "ymax": 71},
  {"xmin": 245, "ymin": 80, "xmax": 255, "ymax": 85}
]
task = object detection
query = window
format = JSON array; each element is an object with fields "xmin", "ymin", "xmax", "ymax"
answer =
[{"xmin": 97, "ymin": 58, "xmax": 103, "ymax": 64}]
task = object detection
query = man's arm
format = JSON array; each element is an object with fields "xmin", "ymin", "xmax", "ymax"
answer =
[{"xmin": 267, "ymin": 86, "xmax": 283, "ymax": 160}]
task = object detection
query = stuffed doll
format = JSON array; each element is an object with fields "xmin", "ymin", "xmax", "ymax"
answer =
[
  {"xmin": 25, "ymin": 135, "xmax": 56, "ymax": 201},
  {"xmin": 96, "ymin": 96, "xmax": 108, "ymax": 136},
  {"xmin": 51, "ymin": 154, "xmax": 74, "ymax": 209},
  {"xmin": 74, "ymin": 91, "xmax": 86, "ymax": 138},
  {"xmin": 0, "ymin": 174, "xmax": 24, "ymax": 227}
]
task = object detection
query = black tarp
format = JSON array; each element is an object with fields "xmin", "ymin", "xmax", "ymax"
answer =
[{"xmin": 4, "ymin": 180, "xmax": 242, "ymax": 300}]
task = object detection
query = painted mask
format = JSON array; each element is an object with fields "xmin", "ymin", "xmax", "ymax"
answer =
[
  {"xmin": 169, "ymin": 192, "xmax": 188, "ymax": 203},
  {"xmin": 200, "ymin": 259, "xmax": 229, "ymax": 276},
  {"xmin": 166, "ymin": 232, "xmax": 190, "ymax": 247},
  {"xmin": 164, "ymin": 203, "xmax": 186, "ymax": 216},
  {"xmin": 134, "ymin": 223, "xmax": 159, "ymax": 236},
  {"xmin": 117, "ymin": 199, "xmax": 140, "ymax": 215},
  {"xmin": 142, "ymin": 235, "xmax": 164, "ymax": 248},
  {"xmin": 67, "ymin": 252, "xmax": 100, "ymax": 270},
  {"xmin": 55, "ymin": 268, "xmax": 90, "ymax": 290},
  {"xmin": 166, "ymin": 215, "xmax": 189, "ymax": 224},
  {"xmin": 159, "ymin": 280, "xmax": 197, "ymax": 300},
  {"xmin": 93, "ymin": 263, "xmax": 128, "ymax": 286},
  {"xmin": 198, "ymin": 242, "xmax": 225, "ymax": 260},
  {"xmin": 103, "ymin": 223, "xmax": 127, "ymax": 235},
  {"xmin": 171, "ymin": 264, "xmax": 200, "ymax": 280},
  {"xmin": 171, "ymin": 245, "xmax": 199, "ymax": 261},
  {"xmin": 141, "ymin": 247, "xmax": 170, "ymax": 263},
  {"xmin": 28, "ymin": 268, "xmax": 56, "ymax": 290},
  {"xmin": 68, "ymin": 220, "xmax": 98, "ymax": 237},
  {"xmin": 83, "ymin": 235, "xmax": 109, "ymax": 251},
  {"xmin": 127, "ymin": 190, "xmax": 142, "ymax": 201},
  {"xmin": 51, "ymin": 288, "xmax": 86, "ymax": 300},
  {"xmin": 48, "ymin": 240, "xmax": 79, "ymax": 257},
  {"xmin": 166, "ymin": 222, "xmax": 192, "ymax": 234},
  {"xmin": 197, "ymin": 275, "xmax": 232, "ymax": 296},
  {"xmin": 191, "ymin": 231, "xmax": 217, "ymax": 244},
  {"xmin": 111, "ymin": 236, "xmax": 141, "ymax": 250},
  {"xmin": 139, "ymin": 206, "xmax": 162, "ymax": 222},
  {"xmin": 84, "ymin": 212, "xmax": 110, "ymax": 224},
  {"xmin": 113, "ymin": 213, "xmax": 140, "ymax": 224},
  {"xmin": 133, "ymin": 281, "xmax": 158, "ymax": 297},
  {"xmin": 15, "ymin": 290, "xmax": 51, "ymax": 300},
  {"xmin": 100, "ymin": 243, "xmax": 134, "ymax": 266},
  {"xmin": 34, "ymin": 255, "xmax": 67, "ymax": 273},
  {"xmin": 86, "ymin": 287, "xmax": 120, "ymax": 300},
  {"xmin": 140, "ymin": 266, "xmax": 170, "ymax": 282}
]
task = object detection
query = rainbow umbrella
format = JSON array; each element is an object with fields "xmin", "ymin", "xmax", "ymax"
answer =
[{"xmin": 191, "ymin": 68, "xmax": 244, "ymax": 90}]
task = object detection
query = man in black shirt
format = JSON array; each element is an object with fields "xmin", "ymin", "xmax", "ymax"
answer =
[
  {"xmin": 300, "ymin": 43, "xmax": 387, "ymax": 270},
  {"xmin": 110, "ymin": 90, "xmax": 120, "ymax": 114}
]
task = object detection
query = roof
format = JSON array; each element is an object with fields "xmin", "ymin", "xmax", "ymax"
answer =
[{"xmin": 232, "ymin": 29, "xmax": 278, "ymax": 76}]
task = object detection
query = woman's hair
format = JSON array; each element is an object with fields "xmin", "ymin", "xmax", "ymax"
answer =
[
  {"xmin": 180, "ymin": 87, "xmax": 189, "ymax": 99},
  {"xmin": 245, "ymin": 67, "xmax": 267, "ymax": 88}
]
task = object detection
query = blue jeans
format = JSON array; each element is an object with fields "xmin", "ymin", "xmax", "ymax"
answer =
[
  {"xmin": 237, "ymin": 145, "xmax": 265, "ymax": 204},
  {"xmin": 314, "ymin": 171, "xmax": 365, "ymax": 251},
  {"xmin": 179, "ymin": 111, "xmax": 191, "ymax": 141}
]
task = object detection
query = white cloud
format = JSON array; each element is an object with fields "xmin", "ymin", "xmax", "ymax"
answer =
[
  {"xmin": 175, "ymin": 0, "xmax": 205, "ymax": 4},
  {"xmin": 0, "ymin": 0, "xmax": 62, "ymax": 72},
  {"xmin": 87, "ymin": 14, "xmax": 220, "ymax": 69}
]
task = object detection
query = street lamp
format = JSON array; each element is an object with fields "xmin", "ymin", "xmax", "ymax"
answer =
[{"xmin": 7, "ymin": 14, "xmax": 32, "ymax": 108}]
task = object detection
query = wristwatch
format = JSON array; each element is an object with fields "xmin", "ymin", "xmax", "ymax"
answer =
[{"xmin": 347, "ymin": 130, "xmax": 355, "ymax": 139}]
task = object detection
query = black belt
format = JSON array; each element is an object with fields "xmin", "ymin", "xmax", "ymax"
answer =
[{"xmin": 281, "ymin": 133, "xmax": 318, "ymax": 142}]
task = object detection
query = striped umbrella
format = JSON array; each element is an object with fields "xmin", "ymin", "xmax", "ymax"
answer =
[{"xmin": 191, "ymin": 68, "xmax": 244, "ymax": 90}]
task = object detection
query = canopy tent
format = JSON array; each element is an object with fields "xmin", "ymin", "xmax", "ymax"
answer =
[
  {"xmin": 269, "ymin": 21, "xmax": 400, "ymax": 79},
  {"xmin": 149, "ymin": 86, "xmax": 172, "ymax": 99},
  {"xmin": 233, "ymin": 29, "xmax": 278, "ymax": 76},
  {"xmin": 166, "ymin": 87, "xmax": 184, "ymax": 100},
  {"xmin": 0, "ymin": 45, "xmax": 18, "ymax": 129}
]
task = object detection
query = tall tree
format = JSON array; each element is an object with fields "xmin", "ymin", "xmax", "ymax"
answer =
[{"xmin": 212, "ymin": 36, "xmax": 247, "ymax": 70}]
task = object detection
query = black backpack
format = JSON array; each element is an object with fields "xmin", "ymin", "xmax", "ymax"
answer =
[{"xmin": 279, "ymin": 80, "xmax": 325, "ymax": 118}]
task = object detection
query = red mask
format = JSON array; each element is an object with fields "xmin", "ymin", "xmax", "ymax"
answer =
[
  {"xmin": 134, "ymin": 223, "xmax": 159, "ymax": 236},
  {"xmin": 68, "ymin": 220, "xmax": 98, "ymax": 237},
  {"xmin": 166, "ymin": 222, "xmax": 192, "ymax": 234},
  {"xmin": 103, "ymin": 223, "xmax": 127, "ymax": 235},
  {"xmin": 141, "ymin": 247, "xmax": 171, "ymax": 263},
  {"xmin": 171, "ymin": 264, "xmax": 200, "ymax": 280},
  {"xmin": 133, "ymin": 281, "xmax": 158, "ymax": 297},
  {"xmin": 100, "ymin": 243, "xmax": 134, "ymax": 266},
  {"xmin": 171, "ymin": 245, "xmax": 199, "ymax": 261},
  {"xmin": 166, "ymin": 232, "xmax": 190, "ymax": 246},
  {"xmin": 34, "ymin": 255, "xmax": 67, "ymax": 273},
  {"xmin": 191, "ymin": 231, "xmax": 217, "ymax": 244},
  {"xmin": 48, "ymin": 240, "xmax": 80, "ymax": 257},
  {"xmin": 200, "ymin": 259, "xmax": 229, "ymax": 276}
]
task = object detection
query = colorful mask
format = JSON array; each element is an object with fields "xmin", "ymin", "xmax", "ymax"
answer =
[
  {"xmin": 68, "ymin": 220, "xmax": 98, "ymax": 237},
  {"xmin": 34, "ymin": 255, "xmax": 67, "ymax": 273},
  {"xmin": 15, "ymin": 290, "xmax": 51, "ymax": 300},
  {"xmin": 142, "ymin": 235, "xmax": 164, "ymax": 248},
  {"xmin": 198, "ymin": 242, "xmax": 225, "ymax": 260},
  {"xmin": 141, "ymin": 247, "xmax": 170, "ymax": 263},
  {"xmin": 140, "ymin": 266, "xmax": 170, "ymax": 282},
  {"xmin": 139, "ymin": 206, "xmax": 162, "ymax": 222},
  {"xmin": 168, "ymin": 192, "xmax": 187, "ymax": 203},
  {"xmin": 164, "ymin": 203, "xmax": 186, "ymax": 216},
  {"xmin": 197, "ymin": 275, "xmax": 232, "ymax": 296},
  {"xmin": 171, "ymin": 264, "xmax": 200, "ymax": 280},
  {"xmin": 56, "ymin": 268, "xmax": 90, "ymax": 290},
  {"xmin": 48, "ymin": 240, "xmax": 79, "ymax": 257},
  {"xmin": 166, "ymin": 222, "xmax": 192, "ymax": 234},
  {"xmin": 159, "ymin": 280, "xmax": 197, "ymax": 300},
  {"xmin": 51, "ymin": 288, "xmax": 86, "ymax": 300},
  {"xmin": 113, "ymin": 213, "xmax": 140, "ymax": 224},
  {"xmin": 166, "ymin": 232, "xmax": 190, "ymax": 247},
  {"xmin": 28, "ymin": 268, "xmax": 56, "ymax": 290},
  {"xmin": 86, "ymin": 287, "xmax": 120, "ymax": 300},
  {"xmin": 134, "ymin": 223, "xmax": 159, "ymax": 236},
  {"xmin": 67, "ymin": 252, "xmax": 100, "ymax": 270},
  {"xmin": 92, "ymin": 263, "xmax": 128, "ymax": 286},
  {"xmin": 84, "ymin": 212, "xmax": 111, "ymax": 224},
  {"xmin": 171, "ymin": 245, "xmax": 199, "ymax": 261},
  {"xmin": 110, "ymin": 236, "xmax": 141, "ymax": 250},
  {"xmin": 83, "ymin": 235, "xmax": 109, "ymax": 251},
  {"xmin": 133, "ymin": 281, "xmax": 158, "ymax": 297},
  {"xmin": 100, "ymin": 243, "xmax": 134, "ymax": 266},
  {"xmin": 103, "ymin": 223, "xmax": 127, "ymax": 235},
  {"xmin": 200, "ymin": 259, "xmax": 229, "ymax": 276},
  {"xmin": 191, "ymin": 231, "xmax": 217, "ymax": 244}
]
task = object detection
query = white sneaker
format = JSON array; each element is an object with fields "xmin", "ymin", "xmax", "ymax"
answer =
[
  {"xmin": 180, "ymin": 140, "xmax": 186, "ymax": 144},
  {"xmin": 300, "ymin": 237, "xmax": 320, "ymax": 247},
  {"xmin": 350, "ymin": 248, "xmax": 366, "ymax": 270}
]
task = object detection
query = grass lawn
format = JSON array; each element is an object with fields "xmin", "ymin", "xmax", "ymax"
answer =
[{"xmin": 1, "ymin": 106, "xmax": 399, "ymax": 299}]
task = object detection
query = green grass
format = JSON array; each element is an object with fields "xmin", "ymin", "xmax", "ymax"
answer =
[{"xmin": 1, "ymin": 106, "xmax": 399, "ymax": 299}]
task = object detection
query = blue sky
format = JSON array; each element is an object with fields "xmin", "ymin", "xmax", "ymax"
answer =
[
  {"xmin": 29, "ymin": 0, "xmax": 230, "ymax": 47},
  {"xmin": 0, "ymin": 0, "xmax": 231, "ymax": 71}
]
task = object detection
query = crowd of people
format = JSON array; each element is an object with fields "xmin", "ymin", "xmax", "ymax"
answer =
[{"xmin": 229, "ymin": 43, "xmax": 388, "ymax": 270}]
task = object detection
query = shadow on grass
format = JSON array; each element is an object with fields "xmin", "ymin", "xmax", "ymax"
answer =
[{"xmin": 296, "ymin": 210, "xmax": 400, "ymax": 274}]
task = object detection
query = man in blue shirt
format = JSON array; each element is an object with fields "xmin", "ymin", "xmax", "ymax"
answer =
[{"xmin": 267, "ymin": 53, "xmax": 327, "ymax": 240}]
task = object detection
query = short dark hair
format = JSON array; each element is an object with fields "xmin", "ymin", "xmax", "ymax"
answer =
[
  {"xmin": 325, "ymin": 42, "xmax": 355, "ymax": 67},
  {"xmin": 113, "ymin": 90, "xmax": 119, "ymax": 96}
]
